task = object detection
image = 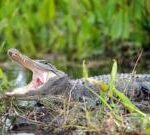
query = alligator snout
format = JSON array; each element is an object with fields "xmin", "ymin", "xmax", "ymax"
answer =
[{"xmin": 7, "ymin": 50, "xmax": 13, "ymax": 56}]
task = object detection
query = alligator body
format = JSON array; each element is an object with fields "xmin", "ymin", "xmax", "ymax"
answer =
[{"xmin": 6, "ymin": 48, "xmax": 150, "ymax": 101}]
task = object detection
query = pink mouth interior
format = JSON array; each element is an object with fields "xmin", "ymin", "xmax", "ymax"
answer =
[
  {"xmin": 5, "ymin": 70, "xmax": 51, "ymax": 96},
  {"xmin": 6, "ymin": 49, "xmax": 57, "ymax": 96},
  {"xmin": 9, "ymin": 52, "xmax": 49, "ymax": 89},
  {"xmin": 36, "ymin": 78, "xmax": 44, "ymax": 86},
  {"xmin": 29, "ymin": 71, "xmax": 49, "ymax": 90}
]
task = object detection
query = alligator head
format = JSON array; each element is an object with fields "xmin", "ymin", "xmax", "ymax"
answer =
[{"xmin": 6, "ymin": 48, "xmax": 70, "ymax": 97}]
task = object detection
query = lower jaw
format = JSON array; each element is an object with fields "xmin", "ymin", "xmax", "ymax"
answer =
[{"xmin": 6, "ymin": 82, "xmax": 43, "ymax": 96}]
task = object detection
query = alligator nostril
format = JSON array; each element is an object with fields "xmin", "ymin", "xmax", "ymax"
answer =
[
  {"xmin": 8, "ymin": 51, "xmax": 13, "ymax": 56},
  {"xmin": 7, "ymin": 48, "xmax": 20, "ymax": 58}
]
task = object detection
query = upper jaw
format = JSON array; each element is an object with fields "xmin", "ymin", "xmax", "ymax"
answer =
[
  {"xmin": 6, "ymin": 48, "xmax": 61, "ymax": 96},
  {"xmin": 6, "ymin": 69, "xmax": 56, "ymax": 96}
]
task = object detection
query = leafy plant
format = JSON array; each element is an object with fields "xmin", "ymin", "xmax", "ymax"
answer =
[{"xmin": 0, "ymin": 0, "xmax": 149, "ymax": 60}]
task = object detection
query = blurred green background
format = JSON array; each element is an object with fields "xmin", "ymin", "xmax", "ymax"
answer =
[{"xmin": 0, "ymin": 0, "xmax": 150, "ymax": 74}]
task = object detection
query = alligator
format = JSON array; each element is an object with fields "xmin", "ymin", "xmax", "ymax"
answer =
[{"xmin": 6, "ymin": 48, "xmax": 150, "ymax": 102}]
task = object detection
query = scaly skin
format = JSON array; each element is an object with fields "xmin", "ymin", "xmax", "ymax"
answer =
[
  {"xmin": 6, "ymin": 48, "xmax": 150, "ymax": 101},
  {"xmin": 24, "ymin": 72, "xmax": 150, "ymax": 102},
  {"xmin": 70, "ymin": 73, "xmax": 150, "ymax": 100}
]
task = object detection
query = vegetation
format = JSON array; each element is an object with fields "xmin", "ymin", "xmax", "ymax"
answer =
[
  {"xmin": 0, "ymin": 0, "xmax": 150, "ymax": 60},
  {"xmin": 0, "ymin": 61, "xmax": 150, "ymax": 134},
  {"xmin": 0, "ymin": 0, "xmax": 150, "ymax": 134}
]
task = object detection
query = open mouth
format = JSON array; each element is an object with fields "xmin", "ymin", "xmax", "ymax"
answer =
[{"xmin": 6, "ymin": 48, "xmax": 57, "ymax": 96}]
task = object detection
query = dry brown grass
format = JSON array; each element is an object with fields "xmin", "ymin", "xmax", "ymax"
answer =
[{"xmin": 0, "ymin": 95, "xmax": 149, "ymax": 135}]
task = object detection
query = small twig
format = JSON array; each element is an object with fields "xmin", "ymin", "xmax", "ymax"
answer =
[
  {"xmin": 0, "ymin": 95, "xmax": 9, "ymax": 100},
  {"xmin": 132, "ymin": 50, "xmax": 143, "ymax": 74},
  {"xmin": 14, "ymin": 113, "xmax": 46, "ymax": 126},
  {"xmin": 64, "ymin": 80, "xmax": 77, "ymax": 124}
]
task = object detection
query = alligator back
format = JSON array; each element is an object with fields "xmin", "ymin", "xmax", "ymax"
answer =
[{"xmin": 70, "ymin": 74, "xmax": 150, "ymax": 100}]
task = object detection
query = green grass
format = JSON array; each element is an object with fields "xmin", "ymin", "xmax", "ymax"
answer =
[
  {"xmin": 0, "ymin": 68, "xmax": 10, "ymax": 93},
  {"xmin": 83, "ymin": 60, "xmax": 150, "ymax": 134},
  {"xmin": 0, "ymin": 0, "xmax": 149, "ymax": 132},
  {"xmin": 0, "ymin": 0, "xmax": 150, "ymax": 60},
  {"xmin": 0, "ymin": 60, "xmax": 150, "ymax": 134}
]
